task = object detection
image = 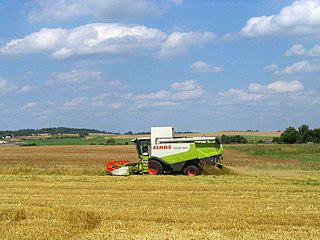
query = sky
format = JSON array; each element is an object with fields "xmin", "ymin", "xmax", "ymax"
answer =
[{"xmin": 0, "ymin": 0, "xmax": 320, "ymax": 132}]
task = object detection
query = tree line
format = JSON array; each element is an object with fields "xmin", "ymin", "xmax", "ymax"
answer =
[
  {"xmin": 0, "ymin": 127, "xmax": 111, "ymax": 137},
  {"xmin": 273, "ymin": 125, "xmax": 320, "ymax": 144},
  {"xmin": 220, "ymin": 135, "xmax": 247, "ymax": 144}
]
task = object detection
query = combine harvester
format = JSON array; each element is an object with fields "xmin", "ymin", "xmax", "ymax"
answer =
[{"xmin": 106, "ymin": 127, "xmax": 223, "ymax": 176}]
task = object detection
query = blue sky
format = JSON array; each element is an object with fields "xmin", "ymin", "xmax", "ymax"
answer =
[{"xmin": 0, "ymin": 0, "xmax": 319, "ymax": 132}]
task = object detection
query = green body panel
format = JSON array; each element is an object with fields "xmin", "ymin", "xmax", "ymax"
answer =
[
  {"xmin": 195, "ymin": 142, "xmax": 223, "ymax": 159},
  {"xmin": 153, "ymin": 142, "xmax": 223, "ymax": 165},
  {"xmin": 160, "ymin": 144, "xmax": 197, "ymax": 164},
  {"xmin": 141, "ymin": 155, "xmax": 149, "ymax": 173}
]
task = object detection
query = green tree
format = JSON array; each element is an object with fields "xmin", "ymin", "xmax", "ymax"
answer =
[
  {"xmin": 298, "ymin": 124, "xmax": 312, "ymax": 143},
  {"xmin": 220, "ymin": 135, "xmax": 247, "ymax": 144},
  {"xmin": 106, "ymin": 138, "xmax": 116, "ymax": 145},
  {"xmin": 280, "ymin": 126, "xmax": 299, "ymax": 144}
]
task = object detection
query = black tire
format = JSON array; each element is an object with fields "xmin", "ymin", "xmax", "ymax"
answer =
[
  {"xmin": 183, "ymin": 165, "xmax": 200, "ymax": 176},
  {"xmin": 148, "ymin": 160, "xmax": 163, "ymax": 175}
]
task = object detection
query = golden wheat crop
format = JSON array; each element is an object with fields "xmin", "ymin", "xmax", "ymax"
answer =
[
  {"xmin": 0, "ymin": 174, "xmax": 319, "ymax": 239},
  {"xmin": 0, "ymin": 145, "xmax": 313, "ymax": 176},
  {"xmin": 0, "ymin": 145, "xmax": 137, "ymax": 175},
  {"xmin": 0, "ymin": 145, "xmax": 319, "ymax": 239}
]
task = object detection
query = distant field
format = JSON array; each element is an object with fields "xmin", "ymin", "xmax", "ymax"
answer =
[
  {"xmin": 16, "ymin": 131, "xmax": 280, "ymax": 146},
  {"xmin": 226, "ymin": 144, "xmax": 320, "ymax": 164},
  {"xmin": 111, "ymin": 130, "xmax": 282, "ymax": 139}
]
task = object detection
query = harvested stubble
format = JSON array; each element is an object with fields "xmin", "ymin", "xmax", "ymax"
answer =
[
  {"xmin": 0, "ymin": 175, "xmax": 319, "ymax": 239},
  {"xmin": 0, "ymin": 144, "xmax": 319, "ymax": 239}
]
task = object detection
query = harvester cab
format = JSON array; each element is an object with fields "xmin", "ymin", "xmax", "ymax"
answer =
[
  {"xmin": 107, "ymin": 127, "xmax": 223, "ymax": 176},
  {"xmin": 133, "ymin": 138, "xmax": 150, "ymax": 157}
]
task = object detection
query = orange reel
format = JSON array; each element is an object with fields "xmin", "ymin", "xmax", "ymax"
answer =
[{"xmin": 106, "ymin": 161, "xmax": 130, "ymax": 173}]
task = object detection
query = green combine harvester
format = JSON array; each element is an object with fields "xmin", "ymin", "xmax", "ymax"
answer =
[{"xmin": 106, "ymin": 127, "xmax": 223, "ymax": 176}]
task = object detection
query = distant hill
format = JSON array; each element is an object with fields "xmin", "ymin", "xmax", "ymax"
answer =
[{"xmin": 0, "ymin": 127, "xmax": 113, "ymax": 137}]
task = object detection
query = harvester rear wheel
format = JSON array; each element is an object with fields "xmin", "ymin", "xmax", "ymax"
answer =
[
  {"xmin": 183, "ymin": 165, "xmax": 200, "ymax": 176},
  {"xmin": 148, "ymin": 160, "xmax": 162, "ymax": 175}
]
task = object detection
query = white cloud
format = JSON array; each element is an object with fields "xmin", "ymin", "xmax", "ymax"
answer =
[
  {"xmin": 309, "ymin": 45, "xmax": 320, "ymax": 57},
  {"xmin": 190, "ymin": 61, "xmax": 223, "ymax": 73},
  {"xmin": 171, "ymin": 86, "xmax": 204, "ymax": 101},
  {"xmin": 156, "ymin": 31, "xmax": 215, "ymax": 58},
  {"xmin": 49, "ymin": 69, "xmax": 102, "ymax": 85},
  {"xmin": 219, "ymin": 88, "xmax": 263, "ymax": 102},
  {"xmin": 62, "ymin": 92, "xmax": 126, "ymax": 109},
  {"xmin": 170, "ymin": 80, "xmax": 197, "ymax": 91},
  {"xmin": 283, "ymin": 44, "xmax": 307, "ymax": 56},
  {"xmin": 278, "ymin": 61, "xmax": 320, "ymax": 74},
  {"xmin": 248, "ymin": 83, "xmax": 266, "ymax": 92},
  {"xmin": 91, "ymin": 92, "xmax": 128, "ymax": 102},
  {"xmin": 28, "ymin": 0, "xmax": 181, "ymax": 23},
  {"xmin": 108, "ymin": 102, "xmax": 122, "ymax": 109},
  {"xmin": 19, "ymin": 85, "xmax": 37, "ymax": 93},
  {"xmin": 136, "ymin": 101, "xmax": 177, "ymax": 109},
  {"xmin": 0, "ymin": 76, "xmax": 12, "ymax": 91},
  {"xmin": 241, "ymin": 0, "xmax": 320, "ymax": 37},
  {"xmin": 249, "ymin": 80, "xmax": 304, "ymax": 93},
  {"xmin": 266, "ymin": 80, "xmax": 304, "ymax": 93},
  {"xmin": 218, "ymin": 80, "xmax": 305, "ymax": 106},
  {"xmin": 0, "ymin": 23, "xmax": 167, "ymax": 59},
  {"xmin": 0, "ymin": 76, "xmax": 18, "ymax": 93},
  {"xmin": 135, "ymin": 90, "xmax": 171, "ymax": 101},
  {"xmin": 284, "ymin": 43, "xmax": 320, "ymax": 57},
  {"xmin": 60, "ymin": 85, "xmax": 186, "ymax": 110},
  {"xmin": 134, "ymin": 80, "xmax": 204, "ymax": 108},
  {"xmin": 21, "ymin": 102, "xmax": 37, "ymax": 110},
  {"xmin": 264, "ymin": 64, "xmax": 279, "ymax": 72},
  {"xmin": 172, "ymin": 0, "xmax": 183, "ymax": 4},
  {"xmin": 313, "ymin": 97, "xmax": 320, "ymax": 104},
  {"xmin": 0, "ymin": 24, "xmax": 214, "ymax": 60},
  {"xmin": 62, "ymin": 96, "xmax": 89, "ymax": 109},
  {"xmin": 219, "ymin": 79, "xmax": 306, "ymax": 106},
  {"xmin": 46, "ymin": 69, "xmax": 127, "ymax": 92},
  {"xmin": 169, "ymin": 80, "xmax": 204, "ymax": 101},
  {"xmin": 152, "ymin": 101, "xmax": 178, "ymax": 106}
]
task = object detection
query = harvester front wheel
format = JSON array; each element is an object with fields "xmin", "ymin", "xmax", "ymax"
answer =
[
  {"xmin": 148, "ymin": 160, "xmax": 162, "ymax": 175},
  {"xmin": 183, "ymin": 165, "xmax": 200, "ymax": 176}
]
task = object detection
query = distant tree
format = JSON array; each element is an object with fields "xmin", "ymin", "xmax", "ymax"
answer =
[
  {"xmin": 79, "ymin": 132, "xmax": 89, "ymax": 137},
  {"xmin": 272, "ymin": 137, "xmax": 283, "ymax": 144},
  {"xmin": 281, "ymin": 126, "xmax": 299, "ymax": 144},
  {"xmin": 220, "ymin": 135, "xmax": 247, "ymax": 144},
  {"xmin": 275, "ymin": 124, "xmax": 320, "ymax": 144},
  {"xmin": 313, "ymin": 128, "xmax": 320, "ymax": 143},
  {"xmin": 106, "ymin": 138, "xmax": 116, "ymax": 145},
  {"xmin": 298, "ymin": 124, "xmax": 313, "ymax": 143}
]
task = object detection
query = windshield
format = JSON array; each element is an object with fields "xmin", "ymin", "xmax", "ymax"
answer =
[{"xmin": 135, "ymin": 139, "xmax": 150, "ymax": 156}]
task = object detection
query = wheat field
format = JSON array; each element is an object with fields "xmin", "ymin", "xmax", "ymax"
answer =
[
  {"xmin": 0, "ymin": 145, "xmax": 137, "ymax": 175},
  {"xmin": 0, "ymin": 145, "xmax": 319, "ymax": 239},
  {"xmin": 1, "ymin": 174, "xmax": 319, "ymax": 239}
]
